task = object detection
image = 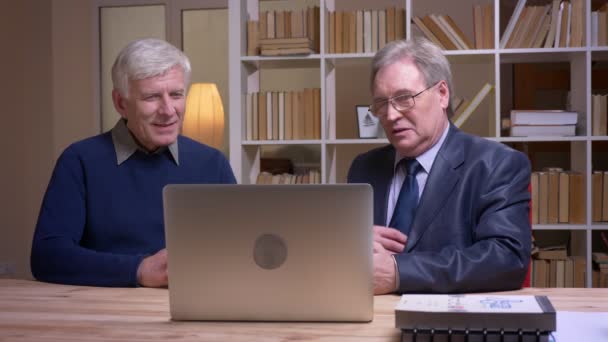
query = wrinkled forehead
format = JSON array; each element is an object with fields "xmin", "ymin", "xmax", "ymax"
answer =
[{"xmin": 373, "ymin": 59, "xmax": 425, "ymax": 96}]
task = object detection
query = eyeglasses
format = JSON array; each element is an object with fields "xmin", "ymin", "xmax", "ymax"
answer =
[{"xmin": 369, "ymin": 82, "xmax": 440, "ymax": 118}]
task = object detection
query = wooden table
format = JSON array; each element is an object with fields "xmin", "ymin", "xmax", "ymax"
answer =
[{"xmin": 1, "ymin": 279, "xmax": 607, "ymax": 341}]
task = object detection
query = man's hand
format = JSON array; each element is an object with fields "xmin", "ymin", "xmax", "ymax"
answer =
[
  {"xmin": 373, "ymin": 242, "xmax": 398, "ymax": 294},
  {"xmin": 374, "ymin": 225, "xmax": 407, "ymax": 253},
  {"xmin": 137, "ymin": 249, "xmax": 168, "ymax": 288}
]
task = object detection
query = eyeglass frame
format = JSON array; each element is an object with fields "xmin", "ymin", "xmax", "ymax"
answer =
[{"xmin": 368, "ymin": 81, "xmax": 441, "ymax": 118}]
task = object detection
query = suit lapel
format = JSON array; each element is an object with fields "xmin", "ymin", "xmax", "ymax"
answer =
[
  {"xmin": 373, "ymin": 146, "xmax": 396, "ymax": 226},
  {"xmin": 406, "ymin": 125, "xmax": 464, "ymax": 251}
]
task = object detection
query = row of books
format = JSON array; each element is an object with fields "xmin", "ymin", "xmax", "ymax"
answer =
[
  {"xmin": 246, "ymin": 6, "xmax": 320, "ymax": 56},
  {"xmin": 591, "ymin": 4, "xmax": 608, "ymax": 46},
  {"xmin": 509, "ymin": 110, "xmax": 578, "ymax": 137},
  {"xmin": 256, "ymin": 170, "xmax": 321, "ymax": 185},
  {"xmin": 502, "ymin": 0, "xmax": 585, "ymax": 49},
  {"xmin": 530, "ymin": 170, "xmax": 585, "ymax": 224},
  {"xmin": 245, "ymin": 89, "xmax": 321, "ymax": 141},
  {"xmin": 326, "ymin": 7, "xmax": 405, "ymax": 54},
  {"xmin": 591, "ymin": 171, "xmax": 608, "ymax": 222},
  {"xmin": 411, "ymin": 14, "xmax": 470, "ymax": 50},
  {"xmin": 530, "ymin": 256, "xmax": 586, "ymax": 288},
  {"xmin": 592, "ymin": 93, "xmax": 608, "ymax": 136}
]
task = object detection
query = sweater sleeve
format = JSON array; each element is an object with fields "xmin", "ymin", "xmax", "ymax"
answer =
[
  {"xmin": 218, "ymin": 153, "xmax": 237, "ymax": 184},
  {"xmin": 31, "ymin": 147, "xmax": 144, "ymax": 287}
]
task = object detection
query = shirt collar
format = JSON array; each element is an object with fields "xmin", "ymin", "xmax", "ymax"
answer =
[
  {"xmin": 110, "ymin": 119, "xmax": 179, "ymax": 165},
  {"xmin": 394, "ymin": 121, "xmax": 450, "ymax": 174}
]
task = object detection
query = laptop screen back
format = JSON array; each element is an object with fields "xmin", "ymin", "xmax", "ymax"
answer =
[{"xmin": 163, "ymin": 184, "xmax": 373, "ymax": 322}]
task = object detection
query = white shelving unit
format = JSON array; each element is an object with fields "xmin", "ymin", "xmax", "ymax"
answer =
[{"xmin": 229, "ymin": 0, "xmax": 608, "ymax": 287}]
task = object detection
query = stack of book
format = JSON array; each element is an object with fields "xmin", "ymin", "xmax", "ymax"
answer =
[
  {"xmin": 593, "ymin": 252, "xmax": 608, "ymax": 287},
  {"xmin": 592, "ymin": 171, "xmax": 608, "ymax": 223},
  {"xmin": 531, "ymin": 245, "xmax": 586, "ymax": 288},
  {"xmin": 256, "ymin": 169, "xmax": 321, "ymax": 185},
  {"xmin": 246, "ymin": 6, "xmax": 320, "ymax": 56},
  {"xmin": 501, "ymin": 0, "xmax": 586, "ymax": 49},
  {"xmin": 395, "ymin": 294, "xmax": 556, "ymax": 342},
  {"xmin": 530, "ymin": 168, "xmax": 585, "ymax": 225},
  {"xmin": 411, "ymin": 13, "xmax": 474, "ymax": 50},
  {"xmin": 326, "ymin": 7, "xmax": 406, "ymax": 54},
  {"xmin": 509, "ymin": 110, "xmax": 578, "ymax": 136},
  {"xmin": 259, "ymin": 37, "xmax": 313, "ymax": 56}
]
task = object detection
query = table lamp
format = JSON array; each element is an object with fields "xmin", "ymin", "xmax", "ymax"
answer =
[{"xmin": 183, "ymin": 83, "xmax": 224, "ymax": 149}]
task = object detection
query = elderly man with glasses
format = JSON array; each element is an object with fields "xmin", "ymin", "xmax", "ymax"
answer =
[{"xmin": 348, "ymin": 38, "xmax": 531, "ymax": 294}]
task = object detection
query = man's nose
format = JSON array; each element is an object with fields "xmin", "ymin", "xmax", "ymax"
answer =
[
  {"xmin": 385, "ymin": 100, "xmax": 402, "ymax": 121},
  {"xmin": 159, "ymin": 94, "xmax": 176, "ymax": 115}
]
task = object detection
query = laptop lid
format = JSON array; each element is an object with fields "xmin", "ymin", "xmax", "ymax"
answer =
[{"xmin": 163, "ymin": 184, "xmax": 373, "ymax": 322}]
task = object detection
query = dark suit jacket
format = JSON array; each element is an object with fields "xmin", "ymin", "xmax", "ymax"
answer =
[{"xmin": 347, "ymin": 124, "xmax": 531, "ymax": 293}]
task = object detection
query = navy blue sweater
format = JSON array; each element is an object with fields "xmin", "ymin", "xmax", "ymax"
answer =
[{"xmin": 31, "ymin": 132, "xmax": 236, "ymax": 287}]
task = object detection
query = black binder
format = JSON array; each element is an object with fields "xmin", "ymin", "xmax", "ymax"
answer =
[
  {"xmin": 401, "ymin": 328, "xmax": 552, "ymax": 342},
  {"xmin": 396, "ymin": 295, "xmax": 556, "ymax": 342}
]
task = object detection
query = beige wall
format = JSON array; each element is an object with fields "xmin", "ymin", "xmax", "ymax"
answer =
[
  {"xmin": 1, "ymin": 1, "xmax": 53, "ymax": 279},
  {"xmin": 0, "ymin": 0, "xmax": 95, "ymax": 279},
  {"xmin": 100, "ymin": 5, "xmax": 166, "ymax": 132},
  {"xmin": 183, "ymin": 8, "xmax": 229, "ymax": 155}
]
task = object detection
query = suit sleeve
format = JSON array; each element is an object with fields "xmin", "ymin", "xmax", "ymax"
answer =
[
  {"xmin": 31, "ymin": 148, "xmax": 144, "ymax": 287},
  {"xmin": 395, "ymin": 150, "xmax": 532, "ymax": 293}
]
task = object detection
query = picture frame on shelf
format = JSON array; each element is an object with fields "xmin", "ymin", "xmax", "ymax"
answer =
[{"xmin": 356, "ymin": 105, "xmax": 384, "ymax": 139}]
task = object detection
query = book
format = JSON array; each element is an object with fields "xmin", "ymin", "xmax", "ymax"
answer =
[
  {"xmin": 473, "ymin": 5, "xmax": 483, "ymax": 49},
  {"xmin": 544, "ymin": 0, "xmax": 561, "ymax": 48},
  {"xmin": 558, "ymin": 171, "xmax": 569, "ymax": 223},
  {"xmin": 592, "ymin": 171, "xmax": 603, "ymax": 222},
  {"xmin": 423, "ymin": 15, "xmax": 458, "ymax": 50},
  {"xmin": 259, "ymin": 37, "xmax": 312, "ymax": 46},
  {"xmin": 396, "ymin": 294, "xmax": 556, "ymax": 338},
  {"xmin": 569, "ymin": 172, "xmax": 585, "ymax": 224},
  {"xmin": 452, "ymin": 83, "xmax": 493, "ymax": 128},
  {"xmin": 547, "ymin": 171, "xmax": 559, "ymax": 223},
  {"xmin": 536, "ymin": 245, "xmax": 568, "ymax": 260},
  {"xmin": 246, "ymin": 93, "xmax": 253, "ymax": 140},
  {"xmin": 604, "ymin": 171, "xmax": 608, "ymax": 221},
  {"xmin": 260, "ymin": 47, "xmax": 314, "ymax": 56},
  {"xmin": 412, "ymin": 16, "xmax": 445, "ymax": 49},
  {"xmin": 482, "ymin": 4, "xmax": 494, "ymax": 49},
  {"xmin": 531, "ymin": 172, "xmax": 539, "ymax": 224},
  {"xmin": 510, "ymin": 110, "xmax": 578, "ymax": 125},
  {"xmin": 500, "ymin": 0, "xmax": 528, "ymax": 48},
  {"xmin": 510, "ymin": 124, "xmax": 576, "ymax": 137}
]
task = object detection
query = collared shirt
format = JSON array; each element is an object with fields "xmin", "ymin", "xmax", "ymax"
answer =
[
  {"xmin": 386, "ymin": 122, "xmax": 450, "ymax": 226},
  {"xmin": 110, "ymin": 119, "xmax": 179, "ymax": 165}
]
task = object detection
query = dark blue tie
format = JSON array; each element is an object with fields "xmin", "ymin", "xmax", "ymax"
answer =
[{"xmin": 389, "ymin": 159, "xmax": 422, "ymax": 235}]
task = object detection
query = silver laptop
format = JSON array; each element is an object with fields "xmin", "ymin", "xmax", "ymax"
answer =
[{"xmin": 163, "ymin": 184, "xmax": 373, "ymax": 322}]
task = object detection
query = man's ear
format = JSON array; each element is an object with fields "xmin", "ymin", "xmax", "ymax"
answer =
[
  {"xmin": 111, "ymin": 89, "xmax": 129, "ymax": 119},
  {"xmin": 438, "ymin": 80, "xmax": 450, "ymax": 110}
]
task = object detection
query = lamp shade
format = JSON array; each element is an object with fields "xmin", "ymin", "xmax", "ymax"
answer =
[{"xmin": 183, "ymin": 83, "xmax": 224, "ymax": 149}]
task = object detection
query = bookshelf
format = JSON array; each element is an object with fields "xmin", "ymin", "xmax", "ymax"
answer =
[{"xmin": 228, "ymin": 0, "xmax": 608, "ymax": 287}]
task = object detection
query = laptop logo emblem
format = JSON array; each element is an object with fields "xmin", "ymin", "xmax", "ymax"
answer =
[{"xmin": 253, "ymin": 234, "xmax": 287, "ymax": 270}]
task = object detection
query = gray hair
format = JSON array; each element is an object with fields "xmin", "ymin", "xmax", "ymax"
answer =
[
  {"xmin": 111, "ymin": 38, "xmax": 192, "ymax": 97},
  {"xmin": 370, "ymin": 38, "xmax": 454, "ymax": 117}
]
